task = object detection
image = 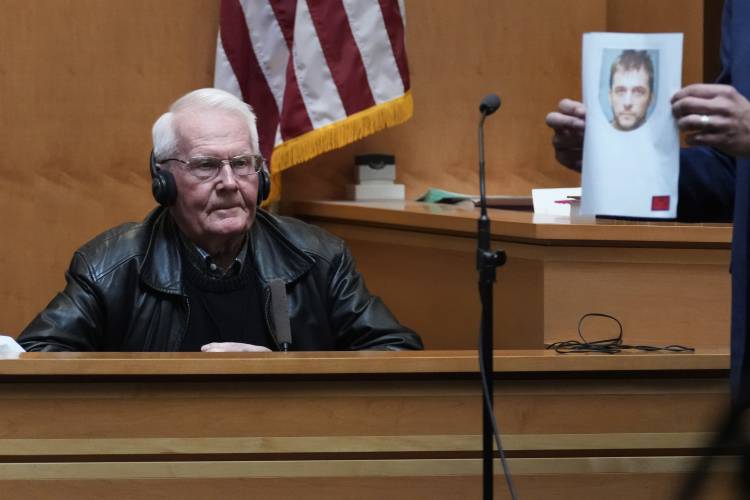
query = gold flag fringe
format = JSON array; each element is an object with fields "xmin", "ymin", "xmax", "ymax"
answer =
[{"xmin": 263, "ymin": 91, "xmax": 413, "ymax": 205}]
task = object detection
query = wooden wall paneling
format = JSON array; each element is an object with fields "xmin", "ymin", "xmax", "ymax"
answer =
[
  {"xmin": 301, "ymin": 206, "xmax": 730, "ymax": 350},
  {"xmin": 0, "ymin": 362, "xmax": 727, "ymax": 441},
  {"xmin": 0, "ymin": 432, "xmax": 726, "ymax": 456},
  {"xmin": 0, "ymin": 348, "xmax": 730, "ymax": 374},
  {"xmin": 0, "ymin": 0, "xmax": 219, "ymax": 335},
  {"xmin": 542, "ymin": 246, "xmax": 731, "ymax": 347},
  {"xmin": 0, "ymin": 462, "xmax": 737, "ymax": 500},
  {"xmin": 605, "ymin": 0, "xmax": 705, "ymax": 85},
  {"xmin": 313, "ymin": 222, "xmax": 544, "ymax": 350}
]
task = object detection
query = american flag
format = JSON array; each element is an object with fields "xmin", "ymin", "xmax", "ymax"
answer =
[{"xmin": 214, "ymin": 0, "xmax": 413, "ymax": 202}]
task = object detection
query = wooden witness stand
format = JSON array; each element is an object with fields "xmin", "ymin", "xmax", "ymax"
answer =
[
  {"xmin": 0, "ymin": 350, "xmax": 733, "ymax": 499},
  {"xmin": 0, "ymin": 202, "xmax": 737, "ymax": 499}
]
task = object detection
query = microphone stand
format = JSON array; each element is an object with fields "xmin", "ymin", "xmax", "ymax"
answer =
[{"xmin": 477, "ymin": 100, "xmax": 506, "ymax": 500}]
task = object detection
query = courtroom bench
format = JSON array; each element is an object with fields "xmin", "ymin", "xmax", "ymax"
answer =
[{"xmin": 0, "ymin": 349, "xmax": 735, "ymax": 500}]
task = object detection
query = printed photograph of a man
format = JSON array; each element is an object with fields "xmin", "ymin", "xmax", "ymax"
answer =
[{"xmin": 603, "ymin": 49, "xmax": 656, "ymax": 132}]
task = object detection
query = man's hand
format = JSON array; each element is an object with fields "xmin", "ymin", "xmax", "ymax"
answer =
[
  {"xmin": 201, "ymin": 342, "xmax": 272, "ymax": 352},
  {"xmin": 672, "ymin": 84, "xmax": 750, "ymax": 158},
  {"xmin": 545, "ymin": 99, "xmax": 587, "ymax": 171}
]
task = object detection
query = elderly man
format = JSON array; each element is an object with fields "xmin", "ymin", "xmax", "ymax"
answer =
[
  {"xmin": 18, "ymin": 88, "xmax": 422, "ymax": 352},
  {"xmin": 608, "ymin": 49, "xmax": 654, "ymax": 132}
]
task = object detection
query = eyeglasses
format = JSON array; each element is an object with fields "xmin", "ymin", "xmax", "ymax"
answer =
[{"xmin": 160, "ymin": 154, "xmax": 265, "ymax": 181}]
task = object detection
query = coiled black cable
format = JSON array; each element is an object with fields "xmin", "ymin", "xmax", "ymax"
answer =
[{"xmin": 546, "ymin": 312, "xmax": 694, "ymax": 354}]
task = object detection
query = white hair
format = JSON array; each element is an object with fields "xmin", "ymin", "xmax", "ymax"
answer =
[{"xmin": 151, "ymin": 88, "xmax": 260, "ymax": 160}]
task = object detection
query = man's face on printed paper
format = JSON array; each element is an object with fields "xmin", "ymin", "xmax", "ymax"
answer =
[{"xmin": 609, "ymin": 65, "xmax": 652, "ymax": 131}]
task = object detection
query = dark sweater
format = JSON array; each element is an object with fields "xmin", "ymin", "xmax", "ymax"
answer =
[{"xmin": 179, "ymin": 246, "xmax": 271, "ymax": 351}]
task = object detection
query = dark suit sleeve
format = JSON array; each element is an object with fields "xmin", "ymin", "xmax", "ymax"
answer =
[
  {"xmin": 676, "ymin": 0, "xmax": 736, "ymax": 223},
  {"xmin": 677, "ymin": 146, "xmax": 735, "ymax": 222},
  {"xmin": 327, "ymin": 243, "xmax": 423, "ymax": 351}
]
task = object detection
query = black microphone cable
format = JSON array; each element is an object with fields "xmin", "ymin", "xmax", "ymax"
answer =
[
  {"xmin": 478, "ymin": 328, "xmax": 519, "ymax": 500},
  {"xmin": 547, "ymin": 312, "xmax": 694, "ymax": 354}
]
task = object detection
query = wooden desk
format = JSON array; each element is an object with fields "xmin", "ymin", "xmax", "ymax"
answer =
[
  {"xmin": 0, "ymin": 350, "xmax": 734, "ymax": 499},
  {"xmin": 287, "ymin": 201, "xmax": 733, "ymax": 350}
]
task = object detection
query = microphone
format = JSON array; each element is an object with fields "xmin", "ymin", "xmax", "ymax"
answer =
[
  {"xmin": 479, "ymin": 93, "xmax": 501, "ymax": 116},
  {"xmin": 477, "ymin": 93, "xmax": 502, "ymax": 216},
  {"xmin": 268, "ymin": 279, "xmax": 292, "ymax": 352}
]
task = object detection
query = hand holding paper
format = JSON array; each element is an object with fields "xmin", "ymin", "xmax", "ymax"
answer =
[
  {"xmin": 545, "ymin": 99, "xmax": 587, "ymax": 172},
  {"xmin": 672, "ymin": 83, "xmax": 750, "ymax": 157}
]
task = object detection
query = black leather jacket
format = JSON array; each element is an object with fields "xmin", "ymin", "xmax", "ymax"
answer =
[{"xmin": 18, "ymin": 208, "xmax": 422, "ymax": 352}]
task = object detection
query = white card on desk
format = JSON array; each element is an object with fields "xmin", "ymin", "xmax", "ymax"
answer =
[
  {"xmin": 532, "ymin": 187, "xmax": 582, "ymax": 216},
  {"xmin": 0, "ymin": 335, "xmax": 25, "ymax": 354}
]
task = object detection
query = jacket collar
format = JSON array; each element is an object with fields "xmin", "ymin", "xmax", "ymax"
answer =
[
  {"xmin": 249, "ymin": 210, "xmax": 316, "ymax": 285},
  {"xmin": 139, "ymin": 208, "xmax": 315, "ymax": 294}
]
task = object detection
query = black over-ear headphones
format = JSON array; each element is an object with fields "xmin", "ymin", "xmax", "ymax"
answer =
[
  {"xmin": 150, "ymin": 151, "xmax": 178, "ymax": 206},
  {"xmin": 256, "ymin": 163, "xmax": 271, "ymax": 205},
  {"xmin": 149, "ymin": 151, "xmax": 271, "ymax": 206}
]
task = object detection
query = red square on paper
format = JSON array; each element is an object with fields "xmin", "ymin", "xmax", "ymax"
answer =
[{"xmin": 651, "ymin": 195, "xmax": 670, "ymax": 211}]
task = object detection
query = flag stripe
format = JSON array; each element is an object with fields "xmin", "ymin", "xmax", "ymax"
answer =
[
  {"xmin": 214, "ymin": 35, "xmax": 244, "ymax": 99},
  {"xmin": 219, "ymin": 0, "xmax": 279, "ymax": 159},
  {"xmin": 307, "ymin": 0, "xmax": 376, "ymax": 115},
  {"xmin": 378, "ymin": 0, "xmax": 410, "ymax": 91},
  {"xmin": 241, "ymin": 0, "xmax": 289, "ymax": 115},
  {"xmin": 344, "ymin": 0, "xmax": 404, "ymax": 104},
  {"xmin": 342, "ymin": 0, "xmax": 404, "ymax": 104},
  {"xmin": 267, "ymin": 0, "xmax": 315, "ymax": 140},
  {"xmin": 292, "ymin": 0, "xmax": 347, "ymax": 129},
  {"xmin": 268, "ymin": 0, "xmax": 296, "ymax": 49}
]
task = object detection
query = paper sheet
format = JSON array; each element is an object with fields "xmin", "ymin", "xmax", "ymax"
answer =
[
  {"xmin": 0, "ymin": 335, "xmax": 25, "ymax": 354},
  {"xmin": 580, "ymin": 33, "xmax": 682, "ymax": 218},
  {"xmin": 532, "ymin": 187, "xmax": 582, "ymax": 216}
]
